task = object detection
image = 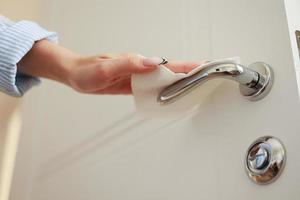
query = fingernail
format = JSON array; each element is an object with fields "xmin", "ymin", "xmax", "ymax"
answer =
[{"xmin": 143, "ymin": 57, "xmax": 167, "ymax": 67}]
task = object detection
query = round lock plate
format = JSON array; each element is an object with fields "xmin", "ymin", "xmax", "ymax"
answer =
[{"xmin": 245, "ymin": 136, "xmax": 286, "ymax": 185}]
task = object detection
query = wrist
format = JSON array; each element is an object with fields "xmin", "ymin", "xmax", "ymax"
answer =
[
  {"xmin": 56, "ymin": 53, "xmax": 83, "ymax": 86},
  {"xmin": 66, "ymin": 55, "xmax": 100, "ymax": 92},
  {"xmin": 18, "ymin": 40, "xmax": 82, "ymax": 86}
]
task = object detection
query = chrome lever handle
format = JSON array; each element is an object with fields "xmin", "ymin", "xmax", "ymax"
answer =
[{"xmin": 157, "ymin": 61, "xmax": 273, "ymax": 104}]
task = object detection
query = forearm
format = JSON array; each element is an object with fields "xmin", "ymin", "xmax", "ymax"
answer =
[{"xmin": 17, "ymin": 40, "xmax": 80, "ymax": 86}]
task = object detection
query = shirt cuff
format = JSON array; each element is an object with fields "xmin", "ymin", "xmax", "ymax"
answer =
[{"xmin": 0, "ymin": 20, "xmax": 58, "ymax": 97}]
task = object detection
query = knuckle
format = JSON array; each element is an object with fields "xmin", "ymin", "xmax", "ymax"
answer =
[
  {"xmin": 124, "ymin": 54, "xmax": 142, "ymax": 68},
  {"xmin": 98, "ymin": 53, "xmax": 115, "ymax": 59},
  {"xmin": 124, "ymin": 55, "xmax": 136, "ymax": 66},
  {"xmin": 98, "ymin": 53, "xmax": 109, "ymax": 58}
]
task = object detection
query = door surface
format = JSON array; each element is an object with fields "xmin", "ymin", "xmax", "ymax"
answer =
[{"xmin": 9, "ymin": 0, "xmax": 300, "ymax": 199}]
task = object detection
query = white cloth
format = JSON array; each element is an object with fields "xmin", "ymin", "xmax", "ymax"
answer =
[{"xmin": 132, "ymin": 57, "xmax": 240, "ymax": 117}]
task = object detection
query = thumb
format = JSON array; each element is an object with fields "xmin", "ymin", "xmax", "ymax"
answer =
[{"xmin": 102, "ymin": 55, "xmax": 166, "ymax": 77}]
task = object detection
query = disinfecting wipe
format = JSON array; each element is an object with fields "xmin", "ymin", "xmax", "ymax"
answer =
[{"xmin": 131, "ymin": 57, "xmax": 241, "ymax": 117}]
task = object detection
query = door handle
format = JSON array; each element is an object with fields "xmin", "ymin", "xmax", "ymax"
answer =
[{"xmin": 157, "ymin": 61, "xmax": 273, "ymax": 104}]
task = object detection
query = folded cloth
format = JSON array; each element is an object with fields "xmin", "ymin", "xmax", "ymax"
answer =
[{"xmin": 131, "ymin": 57, "xmax": 240, "ymax": 117}]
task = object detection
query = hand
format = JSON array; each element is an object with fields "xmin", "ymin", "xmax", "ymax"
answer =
[
  {"xmin": 68, "ymin": 54, "xmax": 205, "ymax": 94},
  {"xmin": 18, "ymin": 40, "xmax": 205, "ymax": 94}
]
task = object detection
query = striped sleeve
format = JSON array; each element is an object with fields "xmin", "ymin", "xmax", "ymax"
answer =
[{"xmin": 0, "ymin": 16, "xmax": 58, "ymax": 97}]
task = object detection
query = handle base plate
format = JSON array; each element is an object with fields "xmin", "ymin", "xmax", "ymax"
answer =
[{"xmin": 239, "ymin": 62, "xmax": 273, "ymax": 101}]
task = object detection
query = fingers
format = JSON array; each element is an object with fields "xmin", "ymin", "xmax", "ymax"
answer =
[
  {"xmin": 165, "ymin": 60, "xmax": 206, "ymax": 73},
  {"xmin": 100, "ymin": 55, "xmax": 165, "ymax": 77}
]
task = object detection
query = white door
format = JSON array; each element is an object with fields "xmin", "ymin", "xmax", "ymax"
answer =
[{"xmin": 8, "ymin": 0, "xmax": 300, "ymax": 199}]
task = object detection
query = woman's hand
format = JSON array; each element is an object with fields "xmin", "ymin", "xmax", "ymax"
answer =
[
  {"xmin": 68, "ymin": 54, "xmax": 164, "ymax": 94},
  {"xmin": 68, "ymin": 54, "xmax": 205, "ymax": 94},
  {"xmin": 18, "ymin": 40, "xmax": 204, "ymax": 94}
]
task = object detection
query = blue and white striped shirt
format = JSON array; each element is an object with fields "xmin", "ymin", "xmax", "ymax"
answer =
[{"xmin": 0, "ymin": 16, "xmax": 58, "ymax": 97}]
